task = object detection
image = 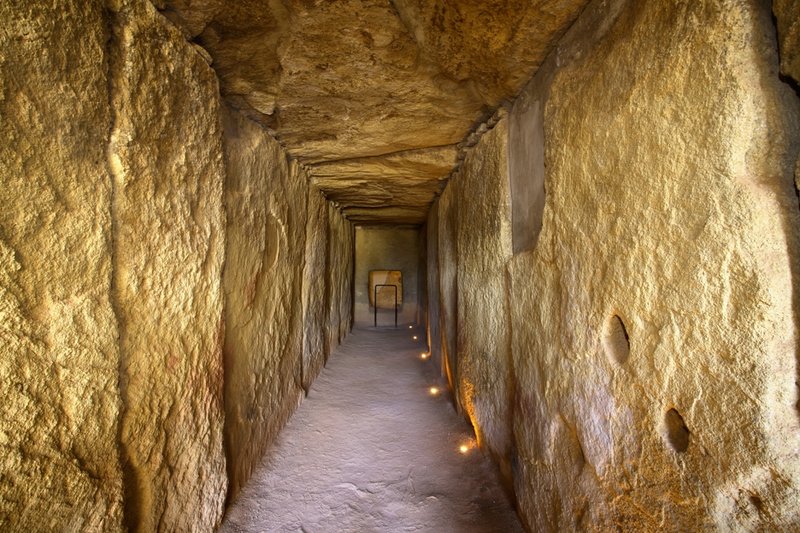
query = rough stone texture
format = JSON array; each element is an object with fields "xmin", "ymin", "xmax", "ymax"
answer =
[
  {"xmin": 301, "ymin": 186, "xmax": 331, "ymax": 391},
  {"xmin": 109, "ymin": 1, "xmax": 227, "ymax": 530},
  {"xmin": 354, "ymin": 227, "xmax": 421, "ymax": 326},
  {"xmin": 0, "ymin": 2, "xmax": 124, "ymax": 529},
  {"xmin": 415, "ymin": 227, "xmax": 428, "ymax": 325},
  {"xmin": 153, "ymin": 0, "xmax": 589, "ymax": 224},
  {"xmin": 425, "ymin": 202, "xmax": 444, "ymax": 378},
  {"xmin": 221, "ymin": 105, "xmax": 309, "ymax": 500},
  {"xmin": 327, "ymin": 204, "xmax": 355, "ymax": 348},
  {"xmin": 774, "ymin": 0, "xmax": 800, "ymax": 83},
  {"xmin": 508, "ymin": 85, "xmax": 547, "ymax": 254},
  {"xmin": 449, "ymin": 118, "xmax": 514, "ymax": 477},
  {"xmin": 773, "ymin": 0, "xmax": 800, "ymax": 205},
  {"xmin": 506, "ymin": 0, "xmax": 800, "ymax": 530},
  {"xmin": 437, "ymin": 179, "xmax": 460, "ymax": 398},
  {"xmin": 2, "ymin": 1, "xmax": 360, "ymax": 530}
]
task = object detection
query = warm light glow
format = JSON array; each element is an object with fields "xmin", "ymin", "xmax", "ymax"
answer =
[
  {"xmin": 459, "ymin": 444, "xmax": 469, "ymax": 454},
  {"xmin": 429, "ymin": 386, "xmax": 439, "ymax": 395},
  {"xmin": 420, "ymin": 352, "xmax": 429, "ymax": 360},
  {"xmin": 408, "ymin": 325, "xmax": 413, "ymax": 329},
  {"xmin": 412, "ymin": 335, "xmax": 418, "ymax": 340}
]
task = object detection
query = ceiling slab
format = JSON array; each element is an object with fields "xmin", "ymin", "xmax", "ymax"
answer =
[{"xmin": 155, "ymin": 0, "xmax": 588, "ymax": 225}]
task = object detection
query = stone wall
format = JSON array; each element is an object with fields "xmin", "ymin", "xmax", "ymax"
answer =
[
  {"xmin": 425, "ymin": 203, "xmax": 443, "ymax": 374},
  {"xmin": 109, "ymin": 2, "xmax": 228, "ymax": 530},
  {"xmin": 437, "ymin": 183, "xmax": 460, "ymax": 396},
  {"xmin": 0, "ymin": 1, "xmax": 124, "ymax": 529},
  {"xmin": 302, "ymin": 187, "xmax": 331, "ymax": 391},
  {"xmin": 435, "ymin": 117, "xmax": 514, "ymax": 478},
  {"xmin": 222, "ymin": 107, "xmax": 302, "ymax": 500},
  {"xmin": 354, "ymin": 227, "xmax": 421, "ymax": 326},
  {"xmin": 0, "ymin": 1, "xmax": 354, "ymax": 529},
  {"xmin": 222, "ymin": 109, "xmax": 353, "ymax": 502},
  {"xmin": 429, "ymin": 0, "xmax": 800, "ymax": 530},
  {"xmin": 330, "ymin": 205, "xmax": 355, "ymax": 344}
]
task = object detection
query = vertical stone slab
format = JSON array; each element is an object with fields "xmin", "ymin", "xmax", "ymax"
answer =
[
  {"xmin": 221, "ymin": 107, "xmax": 307, "ymax": 499},
  {"xmin": 0, "ymin": 2, "xmax": 124, "ymax": 529},
  {"xmin": 426, "ymin": 203, "xmax": 443, "ymax": 371},
  {"xmin": 301, "ymin": 186, "xmax": 331, "ymax": 389},
  {"xmin": 339, "ymin": 218, "xmax": 355, "ymax": 341},
  {"xmin": 437, "ymin": 179, "xmax": 460, "ymax": 395},
  {"xmin": 509, "ymin": 0, "xmax": 800, "ymax": 529},
  {"xmin": 108, "ymin": 2, "xmax": 226, "ymax": 529},
  {"xmin": 453, "ymin": 117, "xmax": 514, "ymax": 471},
  {"xmin": 353, "ymin": 227, "xmax": 421, "ymax": 326},
  {"xmin": 327, "ymin": 204, "xmax": 353, "ymax": 347},
  {"xmin": 774, "ymin": 0, "xmax": 800, "ymax": 83}
]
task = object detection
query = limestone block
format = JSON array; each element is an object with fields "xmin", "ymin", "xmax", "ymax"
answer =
[
  {"xmin": 425, "ymin": 201, "xmax": 443, "ymax": 373},
  {"xmin": 108, "ymin": 1, "xmax": 227, "ymax": 529},
  {"xmin": 301, "ymin": 186, "xmax": 330, "ymax": 391},
  {"xmin": 437, "ymin": 173, "xmax": 460, "ymax": 398},
  {"xmin": 369, "ymin": 271, "xmax": 403, "ymax": 308},
  {"xmin": 452, "ymin": 117, "xmax": 514, "ymax": 474},
  {"xmin": 339, "ymin": 218, "xmax": 355, "ymax": 341},
  {"xmin": 327, "ymin": 204, "xmax": 354, "ymax": 344},
  {"xmin": 774, "ymin": 0, "xmax": 800, "ymax": 83},
  {"xmin": 221, "ymin": 106, "xmax": 309, "ymax": 500},
  {"xmin": 390, "ymin": 0, "xmax": 588, "ymax": 104},
  {"xmin": 0, "ymin": 1, "xmax": 124, "ymax": 529},
  {"xmin": 354, "ymin": 227, "xmax": 420, "ymax": 326},
  {"xmin": 509, "ymin": 0, "xmax": 800, "ymax": 529}
]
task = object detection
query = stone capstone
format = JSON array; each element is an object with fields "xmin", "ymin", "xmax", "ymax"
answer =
[{"xmin": 154, "ymin": 0, "xmax": 589, "ymax": 224}]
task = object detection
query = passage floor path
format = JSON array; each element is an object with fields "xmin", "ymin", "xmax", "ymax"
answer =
[{"xmin": 221, "ymin": 326, "xmax": 524, "ymax": 533}]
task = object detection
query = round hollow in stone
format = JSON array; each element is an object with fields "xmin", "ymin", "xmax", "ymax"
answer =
[
  {"xmin": 664, "ymin": 408, "xmax": 690, "ymax": 453},
  {"xmin": 602, "ymin": 314, "xmax": 630, "ymax": 365}
]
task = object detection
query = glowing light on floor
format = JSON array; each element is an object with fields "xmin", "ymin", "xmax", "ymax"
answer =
[
  {"xmin": 412, "ymin": 335, "xmax": 418, "ymax": 340},
  {"xmin": 420, "ymin": 352, "xmax": 429, "ymax": 360},
  {"xmin": 408, "ymin": 325, "xmax": 413, "ymax": 329},
  {"xmin": 459, "ymin": 444, "xmax": 470, "ymax": 454},
  {"xmin": 429, "ymin": 386, "xmax": 439, "ymax": 396}
]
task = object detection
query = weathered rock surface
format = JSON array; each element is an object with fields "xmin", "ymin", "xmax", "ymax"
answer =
[
  {"xmin": 328, "ymin": 205, "xmax": 355, "ymax": 346},
  {"xmin": 154, "ymin": 0, "xmax": 588, "ymax": 224},
  {"xmin": 425, "ymin": 201, "xmax": 443, "ymax": 376},
  {"xmin": 221, "ymin": 105, "xmax": 309, "ymax": 500},
  {"xmin": 2, "ymin": 0, "xmax": 359, "ymax": 530},
  {"xmin": 109, "ymin": 1, "xmax": 228, "ymax": 529},
  {"xmin": 774, "ymin": 0, "xmax": 800, "ymax": 83},
  {"xmin": 451, "ymin": 117, "xmax": 514, "ymax": 478},
  {"xmin": 432, "ymin": 114, "xmax": 515, "ymax": 478},
  {"xmin": 301, "ymin": 186, "xmax": 331, "ymax": 391},
  {"xmin": 506, "ymin": 0, "xmax": 800, "ymax": 529},
  {"xmin": 436, "ymin": 178, "xmax": 461, "ymax": 399},
  {"xmin": 0, "ymin": 1, "xmax": 124, "ymax": 529}
]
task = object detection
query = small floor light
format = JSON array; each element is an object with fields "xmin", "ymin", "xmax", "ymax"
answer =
[
  {"xmin": 420, "ymin": 352, "xmax": 429, "ymax": 360},
  {"xmin": 408, "ymin": 325, "xmax": 413, "ymax": 329},
  {"xmin": 412, "ymin": 335, "xmax": 418, "ymax": 340},
  {"xmin": 429, "ymin": 386, "xmax": 439, "ymax": 396},
  {"xmin": 459, "ymin": 444, "xmax": 470, "ymax": 454}
]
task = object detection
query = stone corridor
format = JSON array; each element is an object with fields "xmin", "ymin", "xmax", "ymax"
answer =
[
  {"xmin": 2, "ymin": 0, "xmax": 800, "ymax": 531},
  {"xmin": 221, "ymin": 327, "xmax": 522, "ymax": 532}
]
